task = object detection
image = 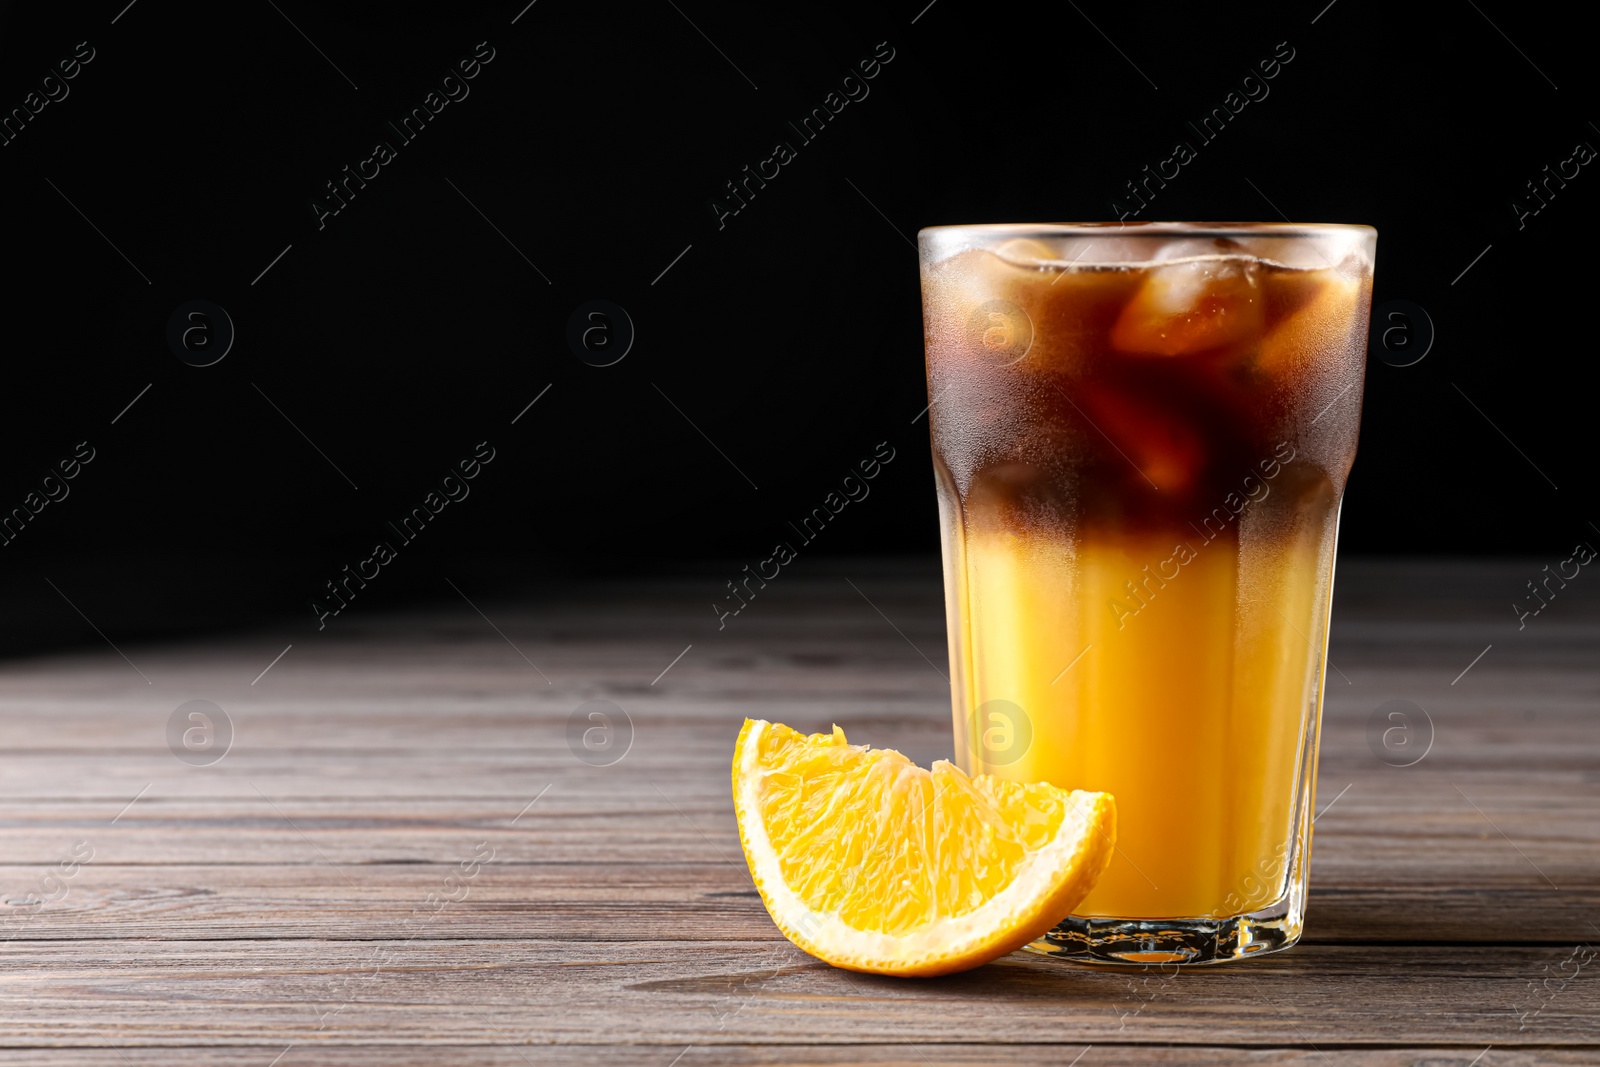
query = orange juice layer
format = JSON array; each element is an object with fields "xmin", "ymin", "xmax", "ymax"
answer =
[{"xmin": 947, "ymin": 521, "xmax": 1336, "ymax": 920}]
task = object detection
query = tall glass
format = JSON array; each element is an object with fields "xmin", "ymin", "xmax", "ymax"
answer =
[{"xmin": 917, "ymin": 223, "xmax": 1375, "ymax": 964}]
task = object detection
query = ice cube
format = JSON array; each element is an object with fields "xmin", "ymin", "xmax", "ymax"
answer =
[
  {"xmin": 1109, "ymin": 258, "xmax": 1265, "ymax": 357},
  {"xmin": 1257, "ymin": 269, "xmax": 1364, "ymax": 377},
  {"xmin": 991, "ymin": 237, "xmax": 1060, "ymax": 266},
  {"xmin": 1150, "ymin": 237, "xmax": 1247, "ymax": 262}
]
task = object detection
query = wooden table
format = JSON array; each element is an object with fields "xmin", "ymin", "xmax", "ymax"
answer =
[{"xmin": 1, "ymin": 559, "xmax": 1596, "ymax": 1063}]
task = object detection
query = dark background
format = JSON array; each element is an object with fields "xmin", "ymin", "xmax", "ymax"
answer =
[{"xmin": 0, "ymin": 0, "xmax": 1593, "ymax": 652}]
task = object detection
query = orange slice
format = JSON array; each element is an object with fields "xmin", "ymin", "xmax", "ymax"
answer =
[{"xmin": 732, "ymin": 718, "xmax": 1116, "ymax": 977}]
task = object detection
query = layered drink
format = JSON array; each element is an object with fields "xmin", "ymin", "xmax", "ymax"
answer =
[{"xmin": 917, "ymin": 223, "xmax": 1375, "ymax": 963}]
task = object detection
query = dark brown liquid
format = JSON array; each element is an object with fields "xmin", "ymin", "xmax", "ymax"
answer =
[{"xmin": 921, "ymin": 246, "xmax": 1370, "ymax": 537}]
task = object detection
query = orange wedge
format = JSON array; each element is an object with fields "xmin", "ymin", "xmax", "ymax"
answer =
[{"xmin": 732, "ymin": 718, "xmax": 1116, "ymax": 977}]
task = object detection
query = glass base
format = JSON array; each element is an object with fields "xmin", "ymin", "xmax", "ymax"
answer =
[{"xmin": 1025, "ymin": 889, "xmax": 1305, "ymax": 966}]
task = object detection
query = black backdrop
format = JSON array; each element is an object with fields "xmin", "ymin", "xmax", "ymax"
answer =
[{"xmin": 1, "ymin": 0, "xmax": 1594, "ymax": 650}]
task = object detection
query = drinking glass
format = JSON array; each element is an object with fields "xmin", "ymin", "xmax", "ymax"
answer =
[{"xmin": 916, "ymin": 222, "xmax": 1376, "ymax": 964}]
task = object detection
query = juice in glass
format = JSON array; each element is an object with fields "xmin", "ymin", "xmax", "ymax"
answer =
[{"xmin": 917, "ymin": 223, "xmax": 1375, "ymax": 963}]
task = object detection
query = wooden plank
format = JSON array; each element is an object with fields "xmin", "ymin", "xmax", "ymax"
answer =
[
  {"xmin": 0, "ymin": 701, "xmax": 1592, "ymax": 790},
  {"xmin": 0, "ymin": 1047, "xmax": 1592, "ymax": 1066},
  {"xmin": 0, "ymin": 793, "xmax": 1592, "ymax": 897},
  {"xmin": 0, "ymin": 941, "xmax": 1593, "ymax": 1046},
  {"xmin": 1, "ymin": 860, "xmax": 1595, "ymax": 945},
  {"xmin": 0, "ymin": 1047, "xmax": 1590, "ymax": 1066},
  {"xmin": 0, "ymin": 765, "xmax": 1592, "ymax": 869}
]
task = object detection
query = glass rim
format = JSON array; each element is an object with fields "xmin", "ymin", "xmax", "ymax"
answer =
[{"xmin": 918, "ymin": 221, "xmax": 1376, "ymax": 240}]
